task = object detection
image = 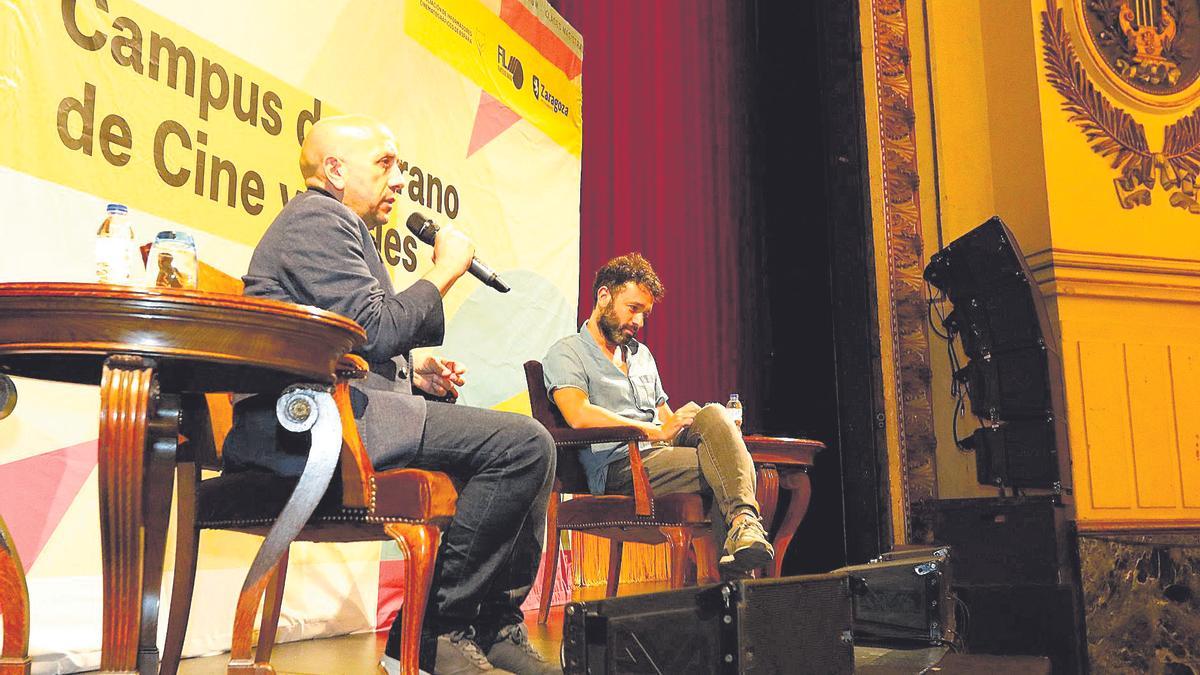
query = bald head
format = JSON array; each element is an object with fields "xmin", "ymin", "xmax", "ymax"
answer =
[
  {"xmin": 300, "ymin": 115, "xmax": 390, "ymax": 184},
  {"xmin": 298, "ymin": 115, "xmax": 403, "ymax": 226}
]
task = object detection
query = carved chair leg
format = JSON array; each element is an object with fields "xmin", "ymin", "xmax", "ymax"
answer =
[
  {"xmin": 660, "ymin": 527, "xmax": 692, "ymax": 590},
  {"xmin": 255, "ymin": 550, "xmax": 289, "ymax": 664},
  {"xmin": 139, "ymin": 394, "xmax": 180, "ymax": 675},
  {"xmin": 228, "ymin": 388, "xmax": 341, "ymax": 675},
  {"xmin": 536, "ymin": 495, "xmax": 561, "ymax": 625},
  {"xmin": 385, "ymin": 523, "xmax": 442, "ymax": 675},
  {"xmin": 605, "ymin": 541, "xmax": 623, "ymax": 598},
  {"xmin": 226, "ymin": 545, "xmax": 286, "ymax": 675},
  {"xmin": 771, "ymin": 471, "xmax": 813, "ymax": 578},
  {"xmin": 161, "ymin": 461, "xmax": 201, "ymax": 675},
  {"xmin": 0, "ymin": 516, "xmax": 30, "ymax": 675},
  {"xmin": 691, "ymin": 533, "xmax": 720, "ymax": 585}
]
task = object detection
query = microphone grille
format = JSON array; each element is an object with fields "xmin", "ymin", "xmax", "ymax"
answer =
[{"xmin": 405, "ymin": 212, "xmax": 438, "ymax": 244}]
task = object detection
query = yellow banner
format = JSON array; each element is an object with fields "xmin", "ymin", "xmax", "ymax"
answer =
[
  {"xmin": 405, "ymin": 0, "xmax": 582, "ymax": 156},
  {"xmin": 0, "ymin": 0, "xmax": 334, "ymax": 248}
]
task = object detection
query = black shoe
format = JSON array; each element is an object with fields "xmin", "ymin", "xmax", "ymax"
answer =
[{"xmin": 431, "ymin": 629, "xmax": 514, "ymax": 674}]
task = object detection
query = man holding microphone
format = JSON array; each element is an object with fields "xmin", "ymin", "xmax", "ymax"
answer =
[{"xmin": 224, "ymin": 115, "xmax": 559, "ymax": 675}]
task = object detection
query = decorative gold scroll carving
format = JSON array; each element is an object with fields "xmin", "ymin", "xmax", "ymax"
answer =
[
  {"xmin": 1043, "ymin": 0, "xmax": 1200, "ymax": 212},
  {"xmin": 869, "ymin": 0, "xmax": 939, "ymax": 528}
]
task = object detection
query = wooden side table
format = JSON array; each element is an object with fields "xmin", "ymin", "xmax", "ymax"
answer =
[
  {"xmin": 0, "ymin": 283, "xmax": 364, "ymax": 675},
  {"xmin": 744, "ymin": 434, "xmax": 824, "ymax": 577}
]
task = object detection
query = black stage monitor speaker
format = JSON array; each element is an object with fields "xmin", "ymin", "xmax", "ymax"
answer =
[
  {"xmin": 562, "ymin": 573, "xmax": 853, "ymax": 674},
  {"xmin": 923, "ymin": 216, "xmax": 1068, "ymax": 489},
  {"xmin": 909, "ymin": 497, "xmax": 1070, "ymax": 586},
  {"xmin": 835, "ymin": 545, "xmax": 956, "ymax": 646}
]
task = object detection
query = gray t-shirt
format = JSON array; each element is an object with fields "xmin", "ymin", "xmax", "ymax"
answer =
[{"xmin": 542, "ymin": 322, "xmax": 668, "ymax": 493}]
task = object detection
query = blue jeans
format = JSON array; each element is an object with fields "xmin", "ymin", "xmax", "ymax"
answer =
[{"xmin": 381, "ymin": 401, "xmax": 555, "ymax": 660}]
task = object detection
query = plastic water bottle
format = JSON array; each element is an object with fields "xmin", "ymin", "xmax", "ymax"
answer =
[
  {"xmin": 726, "ymin": 393, "xmax": 743, "ymax": 429},
  {"xmin": 95, "ymin": 203, "xmax": 138, "ymax": 285}
]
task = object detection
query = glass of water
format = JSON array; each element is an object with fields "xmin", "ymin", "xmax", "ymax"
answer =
[{"xmin": 145, "ymin": 230, "xmax": 198, "ymax": 289}]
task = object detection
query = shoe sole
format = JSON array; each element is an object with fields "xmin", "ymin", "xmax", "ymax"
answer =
[{"xmin": 720, "ymin": 542, "xmax": 774, "ymax": 573}]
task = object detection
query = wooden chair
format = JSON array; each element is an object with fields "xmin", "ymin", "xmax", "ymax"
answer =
[
  {"xmin": 0, "ymin": 513, "xmax": 31, "ymax": 675},
  {"xmin": 0, "ymin": 378, "xmax": 30, "ymax": 675},
  {"xmin": 522, "ymin": 360, "xmax": 717, "ymax": 625},
  {"xmin": 159, "ymin": 261, "xmax": 457, "ymax": 675}
]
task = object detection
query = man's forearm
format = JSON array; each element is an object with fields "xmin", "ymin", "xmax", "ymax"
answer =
[
  {"xmin": 564, "ymin": 401, "xmax": 668, "ymax": 441},
  {"xmin": 422, "ymin": 264, "xmax": 465, "ymax": 296}
]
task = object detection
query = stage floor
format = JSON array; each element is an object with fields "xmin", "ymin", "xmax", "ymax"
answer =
[
  {"xmin": 178, "ymin": 582, "xmax": 659, "ymax": 674},
  {"xmin": 175, "ymin": 581, "xmax": 960, "ymax": 674}
]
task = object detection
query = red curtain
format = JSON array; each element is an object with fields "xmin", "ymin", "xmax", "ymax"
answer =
[{"xmin": 556, "ymin": 0, "xmax": 763, "ymax": 415}]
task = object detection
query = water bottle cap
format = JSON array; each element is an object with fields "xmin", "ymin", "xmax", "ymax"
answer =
[
  {"xmin": 728, "ymin": 393, "xmax": 739, "ymax": 401},
  {"xmin": 154, "ymin": 230, "xmax": 195, "ymax": 245},
  {"xmin": 106, "ymin": 203, "xmax": 128, "ymax": 214}
]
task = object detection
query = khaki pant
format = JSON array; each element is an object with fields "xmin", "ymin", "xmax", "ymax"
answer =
[{"xmin": 604, "ymin": 403, "xmax": 759, "ymax": 547}]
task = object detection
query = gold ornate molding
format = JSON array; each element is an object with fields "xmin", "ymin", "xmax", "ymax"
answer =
[
  {"xmin": 1076, "ymin": 519, "xmax": 1200, "ymax": 533},
  {"xmin": 1028, "ymin": 248, "xmax": 1200, "ymax": 302},
  {"xmin": 869, "ymin": 0, "xmax": 938, "ymax": 520}
]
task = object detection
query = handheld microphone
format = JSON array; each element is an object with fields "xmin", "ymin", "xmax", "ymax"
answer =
[{"xmin": 405, "ymin": 212, "xmax": 511, "ymax": 293}]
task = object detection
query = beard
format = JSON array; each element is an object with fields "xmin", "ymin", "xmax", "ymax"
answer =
[{"xmin": 598, "ymin": 304, "xmax": 636, "ymax": 345}]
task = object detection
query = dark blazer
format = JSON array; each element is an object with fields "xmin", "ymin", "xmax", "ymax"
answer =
[{"xmin": 222, "ymin": 188, "xmax": 445, "ymax": 476}]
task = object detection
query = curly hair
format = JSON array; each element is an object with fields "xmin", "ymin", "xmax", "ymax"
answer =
[{"xmin": 592, "ymin": 252, "xmax": 665, "ymax": 303}]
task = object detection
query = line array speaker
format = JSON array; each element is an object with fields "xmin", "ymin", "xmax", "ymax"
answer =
[{"xmin": 923, "ymin": 216, "xmax": 1067, "ymax": 489}]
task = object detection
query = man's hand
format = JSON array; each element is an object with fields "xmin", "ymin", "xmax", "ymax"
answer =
[
  {"xmin": 412, "ymin": 354, "xmax": 467, "ymax": 399},
  {"xmin": 652, "ymin": 402, "xmax": 700, "ymax": 443},
  {"xmin": 433, "ymin": 225, "xmax": 474, "ymax": 274}
]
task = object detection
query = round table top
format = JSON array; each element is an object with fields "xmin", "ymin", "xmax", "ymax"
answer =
[
  {"xmin": 743, "ymin": 434, "xmax": 824, "ymax": 465},
  {"xmin": 0, "ymin": 282, "xmax": 366, "ymax": 393}
]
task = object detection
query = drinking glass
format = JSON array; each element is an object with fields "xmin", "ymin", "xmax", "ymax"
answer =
[{"xmin": 145, "ymin": 231, "xmax": 198, "ymax": 289}]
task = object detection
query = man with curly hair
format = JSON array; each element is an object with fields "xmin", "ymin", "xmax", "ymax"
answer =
[{"xmin": 542, "ymin": 253, "xmax": 772, "ymax": 574}]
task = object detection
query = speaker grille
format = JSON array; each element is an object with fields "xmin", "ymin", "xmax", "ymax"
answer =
[{"xmin": 738, "ymin": 575, "xmax": 853, "ymax": 674}]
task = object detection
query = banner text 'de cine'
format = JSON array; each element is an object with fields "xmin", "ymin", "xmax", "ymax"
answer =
[{"xmin": 0, "ymin": 1, "xmax": 337, "ymax": 247}]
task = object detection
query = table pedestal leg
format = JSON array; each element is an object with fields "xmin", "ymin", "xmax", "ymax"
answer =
[
  {"xmin": 0, "ymin": 515, "xmax": 30, "ymax": 675},
  {"xmin": 754, "ymin": 464, "xmax": 781, "ymax": 577},
  {"xmin": 97, "ymin": 356, "xmax": 158, "ymax": 674},
  {"xmin": 771, "ymin": 470, "xmax": 813, "ymax": 579},
  {"xmin": 755, "ymin": 464, "xmax": 781, "ymax": 535}
]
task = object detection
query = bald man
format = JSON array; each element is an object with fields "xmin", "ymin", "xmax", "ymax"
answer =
[{"xmin": 224, "ymin": 116, "xmax": 558, "ymax": 675}]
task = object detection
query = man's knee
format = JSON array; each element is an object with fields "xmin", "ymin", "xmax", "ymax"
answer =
[
  {"xmin": 499, "ymin": 414, "xmax": 556, "ymax": 478},
  {"xmin": 693, "ymin": 403, "xmax": 735, "ymax": 434}
]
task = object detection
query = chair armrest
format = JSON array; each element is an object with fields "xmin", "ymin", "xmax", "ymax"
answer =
[
  {"xmin": 550, "ymin": 425, "xmax": 647, "ymax": 447},
  {"xmin": 550, "ymin": 426, "xmax": 654, "ymax": 516},
  {"xmin": 336, "ymin": 354, "xmax": 369, "ymax": 379},
  {"xmin": 626, "ymin": 440, "xmax": 653, "ymax": 517}
]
